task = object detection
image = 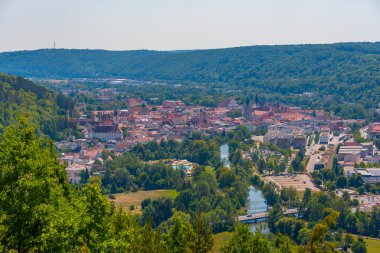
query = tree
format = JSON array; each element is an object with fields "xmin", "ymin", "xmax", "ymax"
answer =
[
  {"xmin": 81, "ymin": 178, "xmax": 113, "ymax": 250},
  {"xmin": 221, "ymin": 223, "xmax": 272, "ymax": 253},
  {"xmin": 0, "ymin": 117, "xmax": 80, "ymax": 252},
  {"xmin": 352, "ymin": 239, "xmax": 367, "ymax": 253},
  {"xmin": 345, "ymin": 213, "xmax": 359, "ymax": 233},
  {"xmin": 275, "ymin": 217, "xmax": 305, "ymax": 242},
  {"xmin": 80, "ymin": 168, "xmax": 90, "ymax": 184},
  {"xmin": 257, "ymin": 158, "xmax": 266, "ymax": 173},
  {"xmin": 139, "ymin": 219, "xmax": 165, "ymax": 253},
  {"xmin": 190, "ymin": 213, "xmax": 213, "ymax": 253},
  {"xmin": 299, "ymin": 188, "xmax": 312, "ymax": 218},
  {"xmin": 218, "ymin": 168, "xmax": 236, "ymax": 188},
  {"xmin": 161, "ymin": 211, "xmax": 195, "ymax": 253},
  {"xmin": 368, "ymin": 207, "xmax": 380, "ymax": 237},
  {"xmin": 343, "ymin": 234, "xmax": 354, "ymax": 251},
  {"xmin": 268, "ymin": 204, "xmax": 284, "ymax": 232},
  {"xmin": 307, "ymin": 211, "xmax": 339, "ymax": 253},
  {"xmin": 349, "ymin": 174, "xmax": 364, "ymax": 188},
  {"xmin": 336, "ymin": 176, "xmax": 348, "ymax": 188},
  {"xmin": 273, "ymin": 234, "xmax": 294, "ymax": 253},
  {"xmin": 263, "ymin": 183, "xmax": 278, "ymax": 206}
]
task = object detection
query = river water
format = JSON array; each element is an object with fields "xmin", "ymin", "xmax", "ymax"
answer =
[
  {"xmin": 247, "ymin": 186, "xmax": 269, "ymax": 233},
  {"xmin": 220, "ymin": 144, "xmax": 230, "ymax": 168},
  {"xmin": 220, "ymin": 144, "xmax": 268, "ymax": 232}
]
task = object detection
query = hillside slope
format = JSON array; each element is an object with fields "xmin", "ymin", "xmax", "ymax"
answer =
[
  {"xmin": 0, "ymin": 42, "xmax": 380, "ymax": 108},
  {"xmin": 0, "ymin": 73, "xmax": 75, "ymax": 139}
]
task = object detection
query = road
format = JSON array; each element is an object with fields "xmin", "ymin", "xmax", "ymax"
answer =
[
  {"xmin": 306, "ymin": 154, "xmax": 318, "ymax": 173},
  {"xmin": 306, "ymin": 139, "xmax": 316, "ymax": 156},
  {"xmin": 305, "ymin": 135, "xmax": 318, "ymax": 173}
]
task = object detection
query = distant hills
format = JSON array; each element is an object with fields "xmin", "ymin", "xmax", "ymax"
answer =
[
  {"xmin": 0, "ymin": 42, "xmax": 379, "ymax": 109},
  {"xmin": 0, "ymin": 73, "xmax": 76, "ymax": 139}
]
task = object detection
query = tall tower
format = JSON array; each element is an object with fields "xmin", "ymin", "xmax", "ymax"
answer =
[
  {"xmin": 254, "ymin": 93, "xmax": 259, "ymax": 108},
  {"xmin": 243, "ymin": 96, "xmax": 253, "ymax": 121},
  {"xmin": 199, "ymin": 108, "xmax": 204, "ymax": 128}
]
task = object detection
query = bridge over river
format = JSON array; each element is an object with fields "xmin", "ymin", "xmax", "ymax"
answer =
[{"xmin": 238, "ymin": 208, "xmax": 299, "ymax": 223}]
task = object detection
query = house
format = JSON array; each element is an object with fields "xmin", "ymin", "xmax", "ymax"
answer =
[
  {"xmin": 218, "ymin": 98, "xmax": 240, "ymax": 110},
  {"xmin": 88, "ymin": 125, "xmax": 123, "ymax": 141},
  {"xmin": 368, "ymin": 123, "xmax": 380, "ymax": 139},
  {"xmin": 163, "ymin": 100, "xmax": 185, "ymax": 110},
  {"xmin": 66, "ymin": 164, "xmax": 86, "ymax": 184},
  {"xmin": 127, "ymin": 98, "xmax": 146, "ymax": 108}
]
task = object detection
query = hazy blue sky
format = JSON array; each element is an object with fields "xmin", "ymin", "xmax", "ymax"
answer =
[{"xmin": 0, "ymin": 0, "xmax": 379, "ymax": 52}]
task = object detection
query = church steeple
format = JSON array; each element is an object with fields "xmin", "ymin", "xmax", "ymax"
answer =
[{"xmin": 245, "ymin": 96, "xmax": 251, "ymax": 106}]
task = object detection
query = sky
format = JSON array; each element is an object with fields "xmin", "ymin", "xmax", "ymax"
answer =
[{"xmin": 0, "ymin": 0, "xmax": 379, "ymax": 52}]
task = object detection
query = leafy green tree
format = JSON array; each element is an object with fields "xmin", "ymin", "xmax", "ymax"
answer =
[
  {"xmin": 80, "ymin": 178, "xmax": 113, "ymax": 251},
  {"xmin": 139, "ymin": 219, "xmax": 165, "ymax": 253},
  {"xmin": 273, "ymin": 234, "xmax": 294, "ymax": 253},
  {"xmin": 80, "ymin": 168, "xmax": 90, "ymax": 184},
  {"xmin": 299, "ymin": 188, "xmax": 312, "ymax": 218},
  {"xmin": 345, "ymin": 213, "xmax": 359, "ymax": 233},
  {"xmin": 268, "ymin": 204, "xmax": 284, "ymax": 232},
  {"xmin": 336, "ymin": 176, "xmax": 348, "ymax": 188},
  {"xmin": 307, "ymin": 211, "xmax": 339, "ymax": 253},
  {"xmin": 257, "ymin": 158, "xmax": 266, "ymax": 173},
  {"xmin": 0, "ymin": 117, "xmax": 80, "ymax": 252},
  {"xmin": 263, "ymin": 183, "xmax": 278, "ymax": 206},
  {"xmin": 161, "ymin": 211, "xmax": 195, "ymax": 253},
  {"xmin": 218, "ymin": 167, "xmax": 236, "ymax": 188},
  {"xmin": 190, "ymin": 213, "xmax": 213, "ymax": 253},
  {"xmin": 352, "ymin": 238, "xmax": 367, "ymax": 253},
  {"xmin": 221, "ymin": 223, "xmax": 272, "ymax": 253}
]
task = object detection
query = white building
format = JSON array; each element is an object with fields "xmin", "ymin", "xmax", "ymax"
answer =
[
  {"xmin": 88, "ymin": 125, "xmax": 123, "ymax": 141},
  {"xmin": 66, "ymin": 164, "xmax": 87, "ymax": 184},
  {"xmin": 319, "ymin": 132, "xmax": 330, "ymax": 144}
]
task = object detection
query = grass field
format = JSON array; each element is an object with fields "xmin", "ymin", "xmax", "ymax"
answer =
[
  {"xmin": 364, "ymin": 237, "xmax": 380, "ymax": 253},
  {"xmin": 112, "ymin": 189, "xmax": 178, "ymax": 214},
  {"xmin": 212, "ymin": 232, "xmax": 231, "ymax": 253},
  {"xmin": 351, "ymin": 234, "xmax": 380, "ymax": 253}
]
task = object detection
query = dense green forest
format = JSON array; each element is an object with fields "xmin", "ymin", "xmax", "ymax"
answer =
[
  {"xmin": 0, "ymin": 73, "xmax": 77, "ymax": 139},
  {"xmin": 1, "ymin": 42, "xmax": 380, "ymax": 110}
]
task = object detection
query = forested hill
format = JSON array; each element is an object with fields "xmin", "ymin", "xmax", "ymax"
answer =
[
  {"xmin": 0, "ymin": 42, "xmax": 380, "ymax": 108},
  {"xmin": 0, "ymin": 73, "xmax": 76, "ymax": 139}
]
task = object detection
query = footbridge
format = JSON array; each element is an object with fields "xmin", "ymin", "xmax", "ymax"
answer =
[{"xmin": 238, "ymin": 208, "xmax": 299, "ymax": 223}]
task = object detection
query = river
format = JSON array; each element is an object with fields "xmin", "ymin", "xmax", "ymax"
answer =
[
  {"xmin": 220, "ymin": 144, "xmax": 230, "ymax": 168},
  {"xmin": 246, "ymin": 186, "xmax": 269, "ymax": 233},
  {"xmin": 219, "ymin": 144, "xmax": 268, "ymax": 232}
]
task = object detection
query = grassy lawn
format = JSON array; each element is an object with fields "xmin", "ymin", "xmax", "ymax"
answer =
[
  {"xmin": 351, "ymin": 234, "xmax": 380, "ymax": 253},
  {"xmin": 212, "ymin": 232, "xmax": 231, "ymax": 253},
  {"xmin": 362, "ymin": 237, "xmax": 380, "ymax": 253},
  {"xmin": 112, "ymin": 189, "xmax": 178, "ymax": 214},
  {"xmin": 296, "ymin": 190, "xmax": 305, "ymax": 199}
]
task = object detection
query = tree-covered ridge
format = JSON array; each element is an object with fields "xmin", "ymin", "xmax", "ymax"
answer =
[
  {"xmin": 0, "ymin": 73, "xmax": 76, "ymax": 139},
  {"xmin": 1, "ymin": 42, "xmax": 380, "ymax": 108}
]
